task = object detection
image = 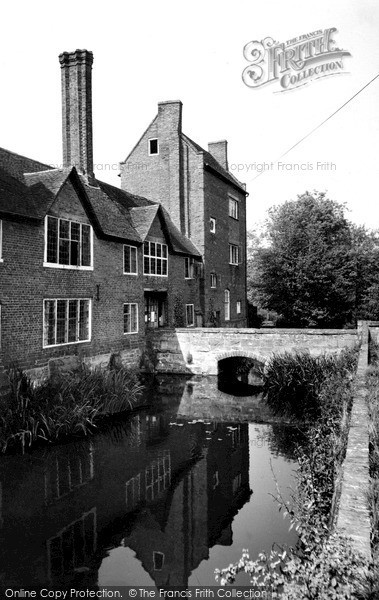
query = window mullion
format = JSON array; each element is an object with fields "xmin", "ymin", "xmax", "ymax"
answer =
[
  {"xmin": 54, "ymin": 300, "xmax": 57, "ymax": 346},
  {"xmin": 76, "ymin": 300, "xmax": 80, "ymax": 342},
  {"xmin": 65, "ymin": 300, "xmax": 69, "ymax": 343},
  {"xmin": 79, "ymin": 224, "xmax": 82, "ymax": 268},
  {"xmin": 56, "ymin": 218, "xmax": 60, "ymax": 264}
]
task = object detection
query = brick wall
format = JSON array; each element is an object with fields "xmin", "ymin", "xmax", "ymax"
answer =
[
  {"xmin": 0, "ymin": 186, "xmax": 200, "ymax": 378},
  {"xmin": 120, "ymin": 105, "xmax": 247, "ymax": 329},
  {"xmin": 120, "ymin": 101, "xmax": 183, "ymax": 231},
  {"xmin": 203, "ymin": 172, "xmax": 247, "ymax": 328}
]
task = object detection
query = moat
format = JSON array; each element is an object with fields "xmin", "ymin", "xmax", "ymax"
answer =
[{"xmin": 0, "ymin": 375, "xmax": 299, "ymax": 589}]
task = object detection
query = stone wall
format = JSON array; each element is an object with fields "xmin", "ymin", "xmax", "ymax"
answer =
[
  {"xmin": 143, "ymin": 327, "xmax": 359, "ymax": 375},
  {"xmin": 336, "ymin": 332, "xmax": 371, "ymax": 558}
]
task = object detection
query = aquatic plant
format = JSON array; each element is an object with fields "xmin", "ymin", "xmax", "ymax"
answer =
[
  {"xmin": 262, "ymin": 347, "xmax": 358, "ymax": 421},
  {"xmin": 0, "ymin": 365, "xmax": 143, "ymax": 453},
  {"xmin": 216, "ymin": 346, "xmax": 379, "ymax": 597}
]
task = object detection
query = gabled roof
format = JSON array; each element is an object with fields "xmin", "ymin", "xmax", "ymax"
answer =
[
  {"xmin": 130, "ymin": 205, "xmax": 159, "ymax": 240},
  {"xmin": 119, "ymin": 108, "xmax": 246, "ymax": 195},
  {"xmin": 181, "ymin": 133, "xmax": 246, "ymax": 194},
  {"xmin": 159, "ymin": 206, "xmax": 201, "ymax": 257},
  {"xmin": 83, "ymin": 179, "xmax": 140, "ymax": 243},
  {"xmin": 130, "ymin": 203, "xmax": 202, "ymax": 257},
  {"xmin": 0, "ymin": 146, "xmax": 201, "ymax": 257}
]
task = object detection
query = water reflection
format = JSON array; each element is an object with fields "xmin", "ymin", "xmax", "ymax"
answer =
[{"xmin": 0, "ymin": 375, "xmax": 298, "ymax": 590}]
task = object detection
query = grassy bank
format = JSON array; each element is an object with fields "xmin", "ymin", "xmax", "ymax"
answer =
[
  {"xmin": 0, "ymin": 365, "xmax": 143, "ymax": 453},
  {"xmin": 216, "ymin": 348, "xmax": 379, "ymax": 598}
]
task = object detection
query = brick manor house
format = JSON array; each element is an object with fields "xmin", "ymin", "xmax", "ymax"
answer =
[{"xmin": 0, "ymin": 49, "xmax": 247, "ymax": 378}]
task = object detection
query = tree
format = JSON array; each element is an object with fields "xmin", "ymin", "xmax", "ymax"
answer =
[{"xmin": 248, "ymin": 191, "xmax": 379, "ymax": 327}]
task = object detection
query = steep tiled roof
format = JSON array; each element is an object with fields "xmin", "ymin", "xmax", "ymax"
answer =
[
  {"xmin": 0, "ymin": 167, "xmax": 42, "ymax": 219},
  {"xmin": 130, "ymin": 205, "xmax": 159, "ymax": 240},
  {"xmin": 130, "ymin": 204, "xmax": 202, "ymax": 257},
  {"xmin": 0, "ymin": 147, "xmax": 52, "ymax": 181},
  {"xmin": 0, "ymin": 147, "xmax": 201, "ymax": 256},
  {"xmin": 160, "ymin": 206, "xmax": 201, "ymax": 257},
  {"xmin": 82, "ymin": 180, "xmax": 141, "ymax": 243},
  {"xmin": 181, "ymin": 133, "xmax": 246, "ymax": 193}
]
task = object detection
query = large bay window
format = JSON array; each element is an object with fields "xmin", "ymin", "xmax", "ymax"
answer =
[
  {"xmin": 45, "ymin": 216, "xmax": 92, "ymax": 269},
  {"xmin": 144, "ymin": 241, "xmax": 168, "ymax": 276},
  {"xmin": 43, "ymin": 299, "xmax": 91, "ymax": 347}
]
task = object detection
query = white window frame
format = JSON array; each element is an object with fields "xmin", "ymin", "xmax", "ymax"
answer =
[
  {"xmin": 186, "ymin": 304, "xmax": 195, "ymax": 327},
  {"xmin": 123, "ymin": 303, "xmax": 139, "ymax": 334},
  {"xmin": 0, "ymin": 219, "xmax": 3, "ymax": 262},
  {"xmin": 229, "ymin": 244, "xmax": 239, "ymax": 265},
  {"xmin": 148, "ymin": 138, "xmax": 159, "ymax": 155},
  {"xmin": 236, "ymin": 301, "xmax": 241, "ymax": 314},
  {"xmin": 224, "ymin": 290, "xmax": 230, "ymax": 321},
  {"xmin": 210, "ymin": 273, "xmax": 217, "ymax": 289},
  {"xmin": 184, "ymin": 257, "xmax": 194, "ymax": 279},
  {"xmin": 123, "ymin": 245, "xmax": 138, "ymax": 275},
  {"xmin": 43, "ymin": 299, "xmax": 92, "ymax": 348},
  {"xmin": 143, "ymin": 241, "xmax": 168, "ymax": 276},
  {"xmin": 43, "ymin": 216, "xmax": 93, "ymax": 271},
  {"xmin": 229, "ymin": 195, "xmax": 239, "ymax": 220},
  {"xmin": 210, "ymin": 217, "xmax": 216, "ymax": 234}
]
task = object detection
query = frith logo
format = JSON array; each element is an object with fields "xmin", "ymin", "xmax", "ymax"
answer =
[{"xmin": 242, "ymin": 28, "xmax": 351, "ymax": 92}]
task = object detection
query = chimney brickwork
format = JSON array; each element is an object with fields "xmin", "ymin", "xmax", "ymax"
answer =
[
  {"xmin": 208, "ymin": 140, "xmax": 228, "ymax": 170},
  {"xmin": 59, "ymin": 49, "xmax": 94, "ymax": 179}
]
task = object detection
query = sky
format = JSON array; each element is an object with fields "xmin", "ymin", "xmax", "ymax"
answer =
[{"xmin": 1, "ymin": 0, "xmax": 379, "ymax": 232}]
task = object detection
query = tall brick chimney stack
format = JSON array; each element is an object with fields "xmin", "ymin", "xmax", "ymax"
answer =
[
  {"xmin": 59, "ymin": 49, "xmax": 94, "ymax": 181},
  {"xmin": 208, "ymin": 140, "xmax": 228, "ymax": 170}
]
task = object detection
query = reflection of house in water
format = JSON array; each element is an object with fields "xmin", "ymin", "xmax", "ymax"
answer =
[
  {"xmin": 0, "ymin": 407, "xmax": 251, "ymax": 589},
  {"xmin": 47, "ymin": 508, "xmax": 97, "ymax": 585},
  {"xmin": 121, "ymin": 422, "xmax": 251, "ymax": 587}
]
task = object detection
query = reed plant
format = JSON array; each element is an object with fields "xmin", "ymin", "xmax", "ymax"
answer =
[
  {"xmin": 215, "ymin": 347, "xmax": 379, "ymax": 598},
  {"xmin": 263, "ymin": 348, "xmax": 358, "ymax": 421},
  {"xmin": 0, "ymin": 364, "xmax": 143, "ymax": 453}
]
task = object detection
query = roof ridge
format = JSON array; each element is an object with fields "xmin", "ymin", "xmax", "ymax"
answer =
[{"xmin": 0, "ymin": 146, "xmax": 53, "ymax": 170}]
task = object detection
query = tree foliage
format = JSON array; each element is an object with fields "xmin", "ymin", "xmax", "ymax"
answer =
[{"xmin": 248, "ymin": 192, "xmax": 379, "ymax": 327}]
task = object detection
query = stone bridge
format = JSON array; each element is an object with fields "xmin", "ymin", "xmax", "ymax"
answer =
[{"xmin": 146, "ymin": 327, "xmax": 359, "ymax": 375}]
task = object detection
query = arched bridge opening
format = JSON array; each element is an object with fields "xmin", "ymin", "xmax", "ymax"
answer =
[{"xmin": 217, "ymin": 354, "xmax": 265, "ymax": 396}]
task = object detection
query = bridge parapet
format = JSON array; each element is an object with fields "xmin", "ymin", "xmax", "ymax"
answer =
[{"xmin": 144, "ymin": 328, "xmax": 359, "ymax": 375}]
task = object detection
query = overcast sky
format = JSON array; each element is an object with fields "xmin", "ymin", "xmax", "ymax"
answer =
[{"xmin": 1, "ymin": 0, "xmax": 378, "ymax": 231}]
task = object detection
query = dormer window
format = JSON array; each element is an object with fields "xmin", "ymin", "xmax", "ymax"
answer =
[{"xmin": 149, "ymin": 139, "xmax": 159, "ymax": 155}]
